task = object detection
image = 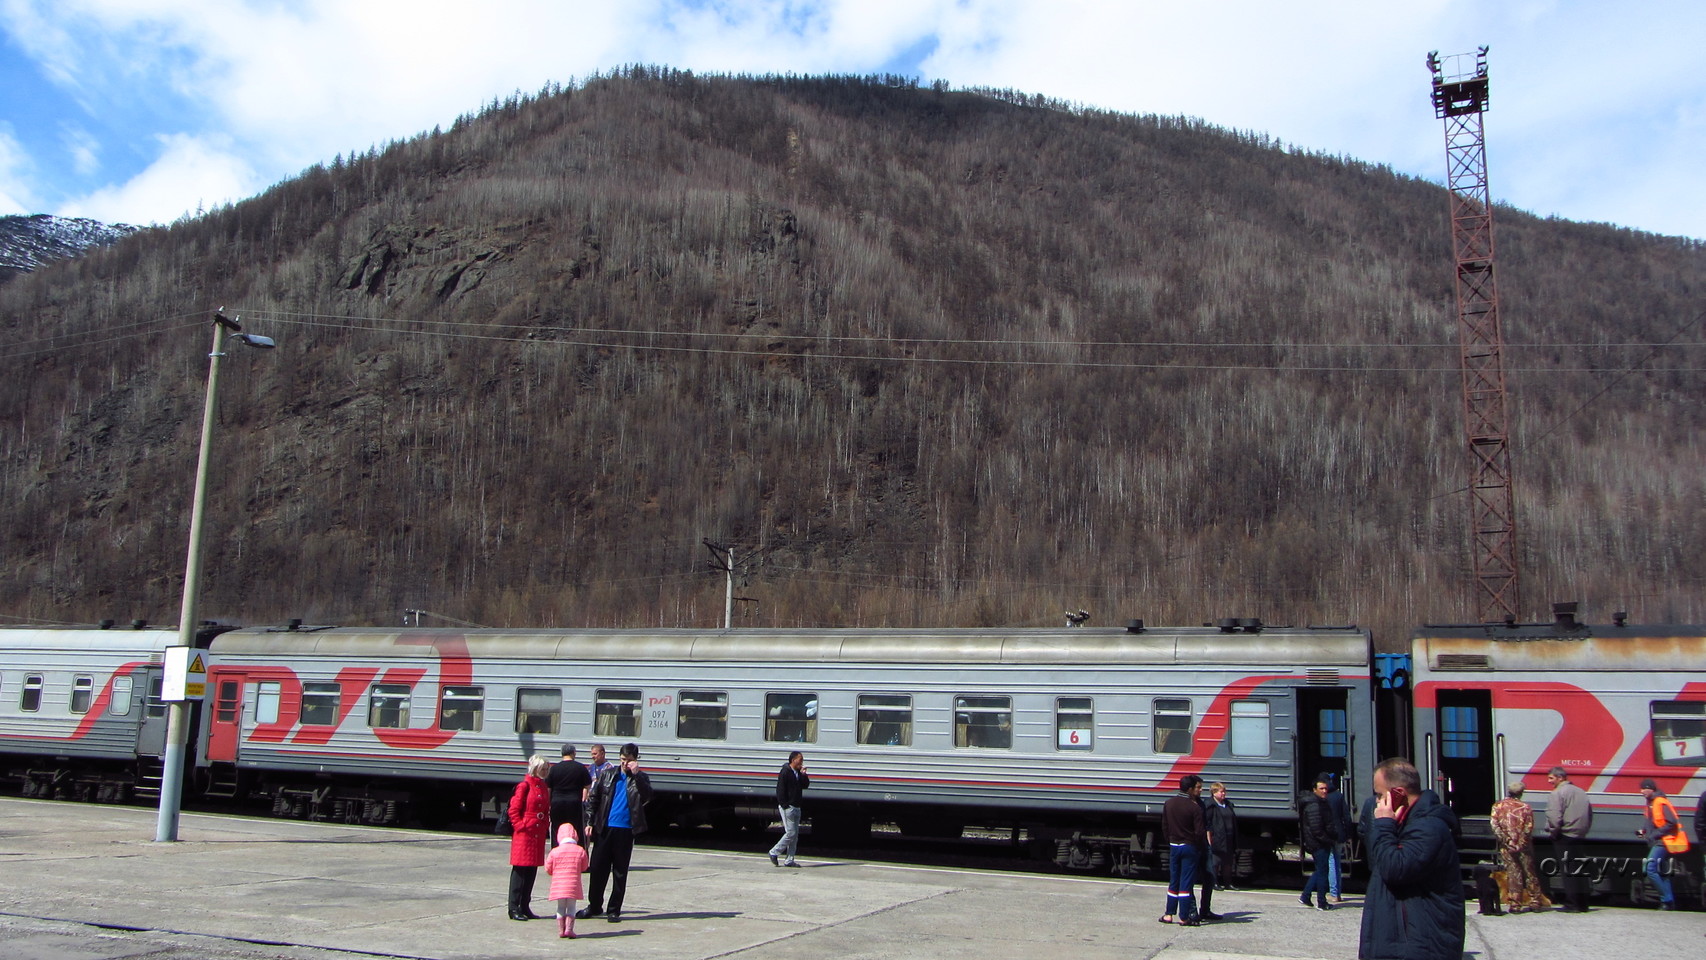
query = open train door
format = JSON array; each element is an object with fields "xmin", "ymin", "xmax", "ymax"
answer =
[
  {"xmin": 1432, "ymin": 688, "xmax": 1496, "ymax": 828},
  {"xmin": 1296, "ymin": 687, "xmax": 1351, "ymax": 796}
]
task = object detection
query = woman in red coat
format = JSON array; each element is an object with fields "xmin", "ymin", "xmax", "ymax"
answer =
[{"xmin": 506, "ymin": 755, "xmax": 551, "ymax": 920}]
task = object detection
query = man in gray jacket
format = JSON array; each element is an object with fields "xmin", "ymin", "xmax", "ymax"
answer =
[{"xmin": 1544, "ymin": 766, "xmax": 1593, "ymax": 912}]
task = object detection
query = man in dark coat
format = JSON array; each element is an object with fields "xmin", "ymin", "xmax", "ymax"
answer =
[
  {"xmin": 1298, "ymin": 778, "xmax": 1335, "ymax": 910},
  {"xmin": 546, "ymin": 744, "xmax": 591, "ymax": 848},
  {"xmin": 1199, "ymin": 781, "xmax": 1238, "ymax": 919},
  {"xmin": 1360, "ymin": 757, "xmax": 1464, "ymax": 960},
  {"xmin": 576, "ymin": 743, "xmax": 653, "ymax": 925}
]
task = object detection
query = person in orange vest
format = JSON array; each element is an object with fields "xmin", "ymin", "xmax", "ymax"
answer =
[{"xmin": 1637, "ymin": 778, "xmax": 1690, "ymax": 910}]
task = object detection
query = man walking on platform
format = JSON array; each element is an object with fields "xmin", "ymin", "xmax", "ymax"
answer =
[
  {"xmin": 767, "ymin": 750, "xmax": 809, "ymax": 867},
  {"xmin": 1298, "ymin": 778, "xmax": 1335, "ymax": 911}
]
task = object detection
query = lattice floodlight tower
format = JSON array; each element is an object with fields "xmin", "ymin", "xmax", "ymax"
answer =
[{"xmin": 1429, "ymin": 47, "xmax": 1520, "ymax": 624}]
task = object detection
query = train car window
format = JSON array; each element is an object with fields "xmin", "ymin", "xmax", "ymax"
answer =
[
  {"xmin": 110, "ymin": 676, "xmax": 134, "ymax": 717},
  {"xmin": 516, "ymin": 688, "xmax": 562, "ymax": 734},
  {"xmin": 255, "ymin": 682, "xmax": 281, "ymax": 725},
  {"xmin": 765, "ymin": 693, "xmax": 818, "ymax": 743},
  {"xmin": 146, "ymin": 676, "xmax": 167, "ymax": 719},
  {"xmin": 678, "ymin": 690, "xmax": 729, "ymax": 740},
  {"xmin": 857, "ymin": 694, "xmax": 912, "ymax": 746},
  {"xmin": 1153, "ymin": 699, "xmax": 1193, "ymax": 754},
  {"xmin": 594, "ymin": 689, "xmax": 641, "ymax": 737},
  {"xmin": 954, "ymin": 696, "xmax": 1013, "ymax": 748},
  {"xmin": 301, "ymin": 682, "xmax": 343, "ymax": 726},
  {"xmin": 1056, "ymin": 697, "xmax": 1094, "ymax": 750},
  {"xmin": 70, "ymin": 676, "xmax": 95, "ymax": 714},
  {"xmin": 21, "ymin": 674, "xmax": 43, "ymax": 712},
  {"xmin": 1229, "ymin": 699, "xmax": 1271, "ymax": 757},
  {"xmin": 1440, "ymin": 705, "xmax": 1480, "ymax": 758},
  {"xmin": 368, "ymin": 683, "xmax": 412, "ymax": 729},
  {"xmin": 1318, "ymin": 707, "xmax": 1349, "ymax": 758},
  {"xmin": 214, "ymin": 680, "xmax": 241, "ymax": 723},
  {"xmin": 1651, "ymin": 701, "xmax": 1706, "ymax": 766},
  {"xmin": 438, "ymin": 686, "xmax": 484, "ymax": 731}
]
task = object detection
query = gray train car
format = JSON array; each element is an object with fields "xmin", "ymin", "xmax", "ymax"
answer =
[
  {"xmin": 0, "ymin": 625, "xmax": 180, "ymax": 801},
  {"xmin": 201, "ymin": 620, "xmax": 1375, "ymax": 874},
  {"xmin": 1412, "ymin": 610, "xmax": 1706, "ymax": 865}
]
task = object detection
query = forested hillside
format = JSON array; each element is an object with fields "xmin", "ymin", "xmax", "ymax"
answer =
[{"xmin": 2, "ymin": 69, "xmax": 1702, "ymax": 645}]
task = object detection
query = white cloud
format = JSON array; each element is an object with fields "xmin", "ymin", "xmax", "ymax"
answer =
[
  {"xmin": 58, "ymin": 133, "xmax": 255, "ymax": 226},
  {"xmin": 60, "ymin": 124, "xmax": 100, "ymax": 177},
  {"xmin": 3, "ymin": 0, "xmax": 1704, "ymax": 236},
  {"xmin": 0, "ymin": 126, "xmax": 37, "ymax": 215}
]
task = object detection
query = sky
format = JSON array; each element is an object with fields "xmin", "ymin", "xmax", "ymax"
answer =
[{"xmin": 1, "ymin": 1, "xmax": 1702, "ymax": 240}]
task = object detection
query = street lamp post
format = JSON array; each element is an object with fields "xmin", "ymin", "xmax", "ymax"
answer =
[{"xmin": 155, "ymin": 310, "xmax": 273, "ymax": 842}]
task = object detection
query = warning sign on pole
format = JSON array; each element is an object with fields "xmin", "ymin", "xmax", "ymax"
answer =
[{"xmin": 162, "ymin": 646, "xmax": 208, "ymax": 701}]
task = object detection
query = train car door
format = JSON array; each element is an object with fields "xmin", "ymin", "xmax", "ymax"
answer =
[
  {"xmin": 1434, "ymin": 688, "xmax": 1495, "ymax": 821},
  {"xmin": 136, "ymin": 669, "xmax": 170, "ymax": 756},
  {"xmin": 206, "ymin": 672, "xmax": 248, "ymax": 763},
  {"xmin": 1296, "ymin": 687, "xmax": 1351, "ymax": 796}
]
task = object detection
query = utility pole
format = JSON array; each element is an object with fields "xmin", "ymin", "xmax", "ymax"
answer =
[
  {"xmin": 704, "ymin": 540, "xmax": 736, "ymax": 629},
  {"xmin": 156, "ymin": 311, "xmax": 274, "ymax": 842},
  {"xmin": 1428, "ymin": 47, "xmax": 1521, "ymax": 624},
  {"xmin": 703, "ymin": 540, "xmax": 764, "ymax": 628}
]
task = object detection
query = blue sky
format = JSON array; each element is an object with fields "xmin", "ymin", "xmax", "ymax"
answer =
[{"xmin": 1, "ymin": 0, "xmax": 1702, "ymax": 239}]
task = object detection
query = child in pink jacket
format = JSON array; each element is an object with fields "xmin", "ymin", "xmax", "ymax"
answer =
[{"xmin": 544, "ymin": 822, "xmax": 590, "ymax": 938}]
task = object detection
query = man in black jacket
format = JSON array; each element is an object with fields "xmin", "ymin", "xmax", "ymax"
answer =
[
  {"xmin": 1199, "ymin": 781, "xmax": 1238, "ymax": 919},
  {"xmin": 1298, "ymin": 778, "xmax": 1335, "ymax": 910},
  {"xmin": 1359, "ymin": 757, "xmax": 1464, "ymax": 960},
  {"xmin": 576, "ymin": 743, "xmax": 653, "ymax": 924},
  {"xmin": 545, "ymin": 744, "xmax": 590, "ymax": 847},
  {"xmin": 767, "ymin": 750, "xmax": 809, "ymax": 867}
]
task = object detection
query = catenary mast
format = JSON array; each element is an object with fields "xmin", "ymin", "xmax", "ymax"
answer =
[{"xmin": 1428, "ymin": 47, "xmax": 1520, "ymax": 623}]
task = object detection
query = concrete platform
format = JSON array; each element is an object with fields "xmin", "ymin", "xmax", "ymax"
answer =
[{"xmin": 1, "ymin": 797, "xmax": 1700, "ymax": 959}]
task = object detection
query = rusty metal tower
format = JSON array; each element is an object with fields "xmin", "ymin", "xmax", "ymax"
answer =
[{"xmin": 1429, "ymin": 47, "xmax": 1520, "ymax": 623}]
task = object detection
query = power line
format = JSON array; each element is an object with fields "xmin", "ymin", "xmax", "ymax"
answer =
[
  {"xmin": 238, "ymin": 310, "xmax": 1706, "ymax": 374},
  {"xmin": 2, "ymin": 304, "xmax": 1700, "ymax": 374}
]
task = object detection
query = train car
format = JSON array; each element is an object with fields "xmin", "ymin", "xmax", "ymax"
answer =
[
  {"xmin": 0, "ymin": 624, "xmax": 184, "ymax": 801},
  {"xmin": 199, "ymin": 618, "xmax": 1376, "ymax": 875},
  {"xmin": 1410, "ymin": 605, "xmax": 1706, "ymax": 857}
]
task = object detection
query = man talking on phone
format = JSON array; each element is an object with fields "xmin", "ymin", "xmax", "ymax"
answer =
[
  {"xmin": 1358, "ymin": 758, "xmax": 1463, "ymax": 960},
  {"xmin": 578, "ymin": 743, "xmax": 653, "ymax": 925}
]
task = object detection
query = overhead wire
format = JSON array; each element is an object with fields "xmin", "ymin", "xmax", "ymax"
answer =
[
  {"xmin": 222, "ymin": 307, "xmax": 1703, "ymax": 374},
  {"xmin": 1, "ymin": 303, "xmax": 1700, "ymax": 373}
]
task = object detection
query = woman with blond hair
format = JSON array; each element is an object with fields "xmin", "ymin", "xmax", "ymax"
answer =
[
  {"xmin": 1490, "ymin": 781, "xmax": 1550, "ymax": 913},
  {"xmin": 505, "ymin": 755, "xmax": 552, "ymax": 920}
]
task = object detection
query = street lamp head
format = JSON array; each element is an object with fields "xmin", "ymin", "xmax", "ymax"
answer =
[{"xmin": 233, "ymin": 333, "xmax": 275, "ymax": 349}]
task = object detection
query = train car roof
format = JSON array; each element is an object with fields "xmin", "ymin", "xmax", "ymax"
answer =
[
  {"xmin": 210, "ymin": 624, "xmax": 1372, "ymax": 666},
  {"xmin": 1414, "ymin": 621, "xmax": 1706, "ymax": 672},
  {"xmin": 0, "ymin": 626, "xmax": 183, "ymax": 653}
]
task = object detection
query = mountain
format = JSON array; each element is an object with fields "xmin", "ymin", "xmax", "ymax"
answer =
[
  {"xmin": 1, "ymin": 69, "xmax": 1702, "ymax": 644},
  {"xmin": 0, "ymin": 214, "xmax": 141, "ymax": 283}
]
